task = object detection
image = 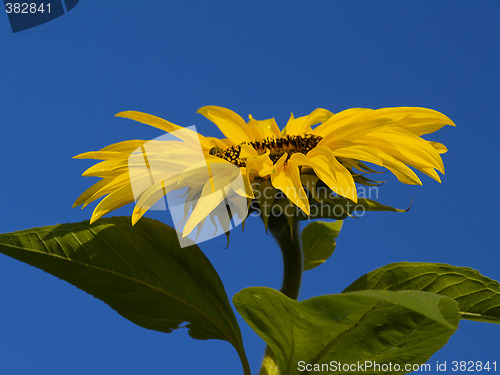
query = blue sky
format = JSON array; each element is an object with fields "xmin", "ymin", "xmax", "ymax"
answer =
[{"xmin": 1, "ymin": 1, "xmax": 499, "ymax": 374}]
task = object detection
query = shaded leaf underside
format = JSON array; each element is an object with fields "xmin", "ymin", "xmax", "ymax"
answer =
[{"xmin": 234, "ymin": 287, "xmax": 459, "ymax": 375}]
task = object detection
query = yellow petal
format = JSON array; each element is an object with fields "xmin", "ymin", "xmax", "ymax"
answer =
[
  {"xmin": 208, "ymin": 137, "xmax": 233, "ymax": 148},
  {"xmin": 183, "ymin": 182, "xmax": 227, "ymax": 236},
  {"xmin": 247, "ymin": 115, "xmax": 281, "ymax": 139},
  {"xmin": 318, "ymin": 118, "xmax": 388, "ymax": 147},
  {"xmin": 370, "ymin": 106, "xmax": 454, "ymax": 123},
  {"xmin": 373, "ymin": 150, "xmax": 422, "ymax": 185},
  {"xmin": 246, "ymin": 152, "xmax": 274, "ymax": 178},
  {"xmin": 175, "ymin": 157, "xmax": 235, "ymax": 189},
  {"xmin": 330, "ymin": 142, "xmax": 383, "ymax": 166},
  {"xmin": 282, "ymin": 112, "xmax": 295, "ymax": 135},
  {"xmin": 116, "ymin": 110, "xmax": 183, "ymax": 132},
  {"xmin": 116, "ymin": 111, "xmax": 212, "ymax": 148},
  {"xmin": 283, "ymin": 108, "xmax": 334, "ymax": 136},
  {"xmin": 79, "ymin": 172, "xmax": 132, "ymax": 208},
  {"xmin": 428, "ymin": 141, "xmax": 448, "ymax": 154},
  {"xmin": 73, "ymin": 151, "xmax": 126, "ymax": 160},
  {"xmin": 239, "ymin": 144, "xmax": 259, "ymax": 158},
  {"xmin": 316, "ymin": 107, "xmax": 454, "ymax": 142},
  {"xmin": 197, "ymin": 106, "xmax": 255, "ymax": 144},
  {"xmin": 421, "ymin": 167, "xmax": 442, "ymax": 183},
  {"xmin": 313, "ymin": 108, "xmax": 374, "ymax": 137},
  {"xmin": 132, "ymin": 177, "xmax": 179, "ymax": 225},
  {"xmin": 239, "ymin": 169, "xmax": 255, "ymax": 198},
  {"xmin": 82, "ymin": 159, "xmax": 128, "ymax": 177},
  {"xmin": 355, "ymin": 128, "xmax": 445, "ymax": 174},
  {"xmin": 91, "ymin": 185, "xmax": 135, "ymax": 223},
  {"xmin": 101, "ymin": 140, "xmax": 148, "ymax": 153},
  {"xmin": 292, "ymin": 147, "xmax": 357, "ymax": 202},
  {"xmin": 376, "ymin": 107, "xmax": 455, "ymax": 135},
  {"xmin": 395, "ymin": 117, "xmax": 453, "ymax": 136},
  {"xmin": 290, "ymin": 153, "xmax": 335, "ymax": 192},
  {"xmin": 271, "ymin": 154, "xmax": 310, "ymax": 215},
  {"xmin": 73, "ymin": 178, "xmax": 112, "ymax": 208},
  {"xmin": 206, "ymin": 162, "xmax": 244, "ymax": 192}
]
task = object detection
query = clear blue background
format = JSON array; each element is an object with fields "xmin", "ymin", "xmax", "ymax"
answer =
[{"xmin": 1, "ymin": 1, "xmax": 499, "ymax": 374}]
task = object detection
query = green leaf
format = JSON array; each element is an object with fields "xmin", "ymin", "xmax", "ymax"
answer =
[
  {"xmin": 0, "ymin": 217, "xmax": 249, "ymax": 370},
  {"xmin": 301, "ymin": 221, "xmax": 342, "ymax": 271},
  {"xmin": 234, "ymin": 287, "xmax": 459, "ymax": 375},
  {"xmin": 344, "ymin": 262, "xmax": 500, "ymax": 324}
]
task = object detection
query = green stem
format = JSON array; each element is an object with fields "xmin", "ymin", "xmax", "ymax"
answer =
[
  {"xmin": 237, "ymin": 347, "xmax": 252, "ymax": 375},
  {"xmin": 267, "ymin": 217, "xmax": 302, "ymax": 300},
  {"xmin": 258, "ymin": 216, "xmax": 302, "ymax": 375}
]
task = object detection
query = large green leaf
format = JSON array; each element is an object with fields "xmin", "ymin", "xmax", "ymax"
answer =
[
  {"xmin": 344, "ymin": 262, "xmax": 500, "ymax": 324},
  {"xmin": 301, "ymin": 221, "xmax": 342, "ymax": 271},
  {"xmin": 0, "ymin": 217, "xmax": 249, "ymax": 370},
  {"xmin": 234, "ymin": 287, "xmax": 459, "ymax": 375}
]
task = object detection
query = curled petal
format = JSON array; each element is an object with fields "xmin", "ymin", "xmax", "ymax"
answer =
[
  {"xmin": 271, "ymin": 154, "xmax": 310, "ymax": 215},
  {"xmin": 292, "ymin": 147, "xmax": 357, "ymax": 202},
  {"xmin": 428, "ymin": 141, "xmax": 448, "ymax": 154}
]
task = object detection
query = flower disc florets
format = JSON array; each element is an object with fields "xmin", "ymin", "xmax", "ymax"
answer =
[{"xmin": 209, "ymin": 134, "xmax": 323, "ymax": 166}]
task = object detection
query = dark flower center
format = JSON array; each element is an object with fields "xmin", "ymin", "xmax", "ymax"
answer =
[{"xmin": 209, "ymin": 134, "xmax": 323, "ymax": 167}]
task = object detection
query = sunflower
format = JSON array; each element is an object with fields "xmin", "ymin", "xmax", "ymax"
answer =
[{"xmin": 74, "ymin": 105, "xmax": 454, "ymax": 238}]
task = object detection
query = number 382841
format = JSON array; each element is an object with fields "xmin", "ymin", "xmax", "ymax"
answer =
[{"xmin": 5, "ymin": 3, "xmax": 52, "ymax": 14}]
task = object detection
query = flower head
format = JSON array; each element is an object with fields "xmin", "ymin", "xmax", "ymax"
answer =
[{"xmin": 74, "ymin": 106, "xmax": 454, "ymax": 238}]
